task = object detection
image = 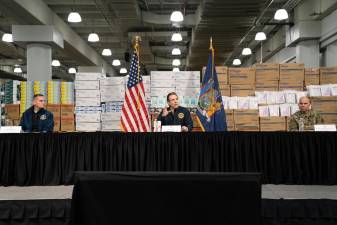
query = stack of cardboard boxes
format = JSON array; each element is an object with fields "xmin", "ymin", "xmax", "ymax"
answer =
[
  {"xmin": 320, "ymin": 67, "xmax": 337, "ymax": 84},
  {"xmin": 229, "ymin": 67, "xmax": 255, "ymax": 97},
  {"xmin": 4, "ymin": 104, "xmax": 20, "ymax": 126},
  {"xmin": 255, "ymin": 64, "xmax": 279, "ymax": 91},
  {"xmin": 279, "ymin": 64, "xmax": 304, "ymax": 91},
  {"xmin": 216, "ymin": 66, "xmax": 230, "ymax": 96},
  {"xmin": 233, "ymin": 109, "xmax": 259, "ymax": 131},
  {"xmin": 311, "ymin": 96, "xmax": 337, "ymax": 125},
  {"xmin": 304, "ymin": 68, "xmax": 320, "ymax": 86},
  {"xmin": 46, "ymin": 104, "xmax": 61, "ymax": 131}
]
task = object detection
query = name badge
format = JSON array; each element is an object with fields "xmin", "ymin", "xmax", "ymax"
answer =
[{"xmin": 40, "ymin": 115, "xmax": 47, "ymax": 120}]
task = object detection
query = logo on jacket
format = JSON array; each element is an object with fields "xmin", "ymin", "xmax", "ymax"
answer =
[
  {"xmin": 40, "ymin": 115, "xmax": 47, "ymax": 120},
  {"xmin": 178, "ymin": 113, "xmax": 184, "ymax": 119}
]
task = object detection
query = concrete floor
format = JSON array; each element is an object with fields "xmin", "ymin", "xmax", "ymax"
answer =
[{"xmin": 0, "ymin": 185, "xmax": 336, "ymax": 200}]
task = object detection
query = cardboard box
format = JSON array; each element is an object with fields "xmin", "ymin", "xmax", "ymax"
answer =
[
  {"xmin": 279, "ymin": 83, "xmax": 304, "ymax": 91},
  {"xmin": 320, "ymin": 67, "xmax": 337, "ymax": 84},
  {"xmin": 230, "ymin": 84, "xmax": 255, "ymax": 97},
  {"xmin": 61, "ymin": 104, "xmax": 74, "ymax": 120},
  {"xmin": 76, "ymin": 112, "xmax": 101, "ymax": 123},
  {"xmin": 74, "ymin": 80, "xmax": 100, "ymax": 90},
  {"xmin": 311, "ymin": 96, "xmax": 337, "ymax": 113},
  {"xmin": 75, "ymin": 72, "xmax": 102, "ymax": 81},
  {"xmin": 280, "ymin": 63, "xmax": 304, "ymax": 82},
  {"xmin": 61, "ymin": 118, "xmax": 75, "ymax": 131},
  {"xmin": 234, "ymin": 109, "xmax": 259, "ymax": 125},
  {"xmin": 219, "ymin": 83, "xmax": 230, "ymax": 96},
  {"xmin": 100, "ymin": 77, "xmax": 126, "ymax": 86},
  {"xmin": 254, "ymin": 63, "xmax": 279, "ymax": 81},
  {"xmin": 259, "ymin": 117, "xmax": 287, "ymax": 131},
  {"xmin": 320, "ymin": 113, "xmax": 337, "ymax": 125},
  {"xmin": 5, "ymin": 104, "xmax": 20, "ymax": 119},
  {"xmin": 75, "ymin": 89, "xmax": 101, "ymax": 98},
  {"xmin": 53, "ymin": 119, "xmax": 60, "ymax": 132},
  {"xmin": 234, "ymin": 124, "xmax": 260, "ymax": 131},
  {"xmin": 76, "ymin": 122, "xmax": 101, "ymax": 131},
  {"xmin": 225, "ymin": 109, "xmax": 234, "ymax": 122},
  {"xmin": 75, "ymin": 97, "xmax": 101, "ymax": 107},
  {"xmin": 305, "ymin": 68, "xmax": 320, "ymax": 86},
  {"xmin": 228, "ymin": 67, "xmax": 255, "ymax": 84},
  {"xmin": 255, "ymin": 80, "xmax": 279, "ymax": 91},
  {"xmin": 46, "ymin": 104, "xmax": 61, "ymax": 118}
]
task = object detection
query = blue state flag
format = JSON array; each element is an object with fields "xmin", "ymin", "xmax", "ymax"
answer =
[{"xmin": 196, "ymin": 48, "xmax": 227, "ymax": 131}]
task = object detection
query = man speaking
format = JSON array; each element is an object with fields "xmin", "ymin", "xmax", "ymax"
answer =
[{"xmin": 157, "ymin": 92, "xmax": 193, "ymax": 132}]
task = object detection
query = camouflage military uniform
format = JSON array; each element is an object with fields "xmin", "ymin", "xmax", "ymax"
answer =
[{"xmin": 288, "ymin": 110, "xmax": 324, "ymax": 131}]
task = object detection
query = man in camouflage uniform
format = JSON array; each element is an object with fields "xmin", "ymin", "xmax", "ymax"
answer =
[{"xmin": 288, "ymin": 96, "xmax": 324, "ymax": 131}]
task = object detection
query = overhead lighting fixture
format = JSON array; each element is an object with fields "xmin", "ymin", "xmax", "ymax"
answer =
[
  {"xmin": 171, "ymin": 48, "xmax": 181, "ymax": 55},
  {"xmin": 13, "ymin": 67, "xmax": 22, "ymax": 73},
  {"xmin": 68, "ymin": 67, "xmax": 77, "ymax": 74},
  {"xmin": 171, "ymin": 33, "xmax": 182, "ymax": 42},
  {"xmin": 172, "ymin": 67, "xmax": 180, "ymax": 72},
  {"xmin": 51, "ymin": 59, "xmax": 61, "ymax": 67},
  {"xmin": 120, "ymin": 68, "xmax": 127, "ymax": 74},
  {"xmin": 233, "ymin": 59, "xmax": 241, "ymax": 66},
  {"xmin": 102, "ymin": 49, "xmax": 112, "ymax": 56},
  {"xmin": 170, "ymin": 11, "xmax": 184, "ymax": 22},
  {"xmin": 67, "ymin": 12, "xmax": 82, "ymax": 23},
  {"xmin": 2, "ymin": 33, "xmax": 13, "ymax": 42},
  {"xmin": 274, "ymin": 9, "xmax": 289, "ymax": 21},
  {"xmin": 88, "ymin": 33, "xmax": 99, "ymax": 42},
  {"xmin": 172, "ymin": 59, "xmax": 181, "ymax": 66},
  {"xmin": 112, "ymin": 59, "xmax": 121, "ymax": 66},
  {"xmin": 255, "ymin": 32, "xmax": 266, "ymax": 41},
  {"xmin": 242, "ymin": 48, "xmax": 252, "ymax": 56}
]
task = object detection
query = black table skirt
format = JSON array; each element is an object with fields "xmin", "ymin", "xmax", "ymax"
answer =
[{"xmin": 0, "ymin": 132, "xmax": 336, "ymax": 185}]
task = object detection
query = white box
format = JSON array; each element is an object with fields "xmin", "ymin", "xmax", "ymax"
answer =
[
  {"xmin": 142, "ymin": 76, "xmax": 151, "ymax": 84},
  {"xmin": 76, "ymin": 122, "xmax": 101, "ymax": 131},
  {"xmin": 228, "ymin": 97, "xmax": 238, "ymax": 109},
  {"xmin": 331, "ymin": 84, "xmax": 337, "ymax": 96},
  {"xmin": 75, "ymin": 89, "xmax": 101, "ymax": 98},
  {"xmin": 248, "ymin": 97, "xmax": 258, "ymax": 110},
  {"xmin": 255, "ymin": 91, "xmax": 267, "ymax": 105},
  {"xmin": 280, "ymin": 104, "xmax": 291, "ymax": 117},
  {"xmin": 151, "ymin": 87, "xmax": 175, "ymax": 97},
  {"xmin": 285, "ymin": 92, "xmax": 297, "ymax": 104},
  {"xmin": 175, "ymin": 80, "xmax": 200, "ymax": 88},
  {"xmin": 101, "ymin": 112, "xmax": 121, "ymax": 121},
  {"xmin": 151, "ymin": 71, "xmax": 175, "ymax": 80},
  {"xmin": 76, "ymin": 112, "xmax": 101, "ymax": 122},
  {"xmin": 75, "ymin": 72, "xmax": 102, "ymax": 81},
  {"xmin": 237, "ymin": 97, "xmax": 249, "ymax": 109},
  {"xmin": 175, "ymin": 87, "xmax": 199, "ymax": 97},
  {"xmin": 276, "ymin": 92, "xmax": 286, "ymax": 104},
  {"xmin": 266, "ymin": 92, "xmax": 277, "ymax": 105},
  {"xmin": 268, "ymin": 105, "xmax": 280, "ymax": 117},
  {"xmin": 259, "ymin": 106, "xmax": 269, "ymax": 117},
  {"xmin": 101, "ymin": 120, "xmax": 121, "ymax": 130},
  {"xmin": 307, "ymin": 85, "xmax": 321, "ymax": 97},
  {"xmin": 320, "ymin": 85, "xmax": 332, "ymax": 96},
  {"xmin": 101, "ymin": 92, "xmax": 124, "ymax": 102},
  {"xmin": 100, "ymin": 77, "xmax": 126, "ymax": 86},
  {"xmin": 290, "ymin": 104, "xmax": 299, "ymax": 115},
  {"xmin": 76, "ymin": 97, "xmax": 101, "ymax": 106},
  {"xmin": 151, "ymin": 80, "xmax": 176, "ymax": 88},
  {"xmin": 100, "ymin": 85, "xmax": 125, "ymax": 94},
  {"xmin": 222, "ymin": 96, "xmax": 230, "ymax": 109},
  {"xmin": 74, "ymin": 80, "xmax": 100, "ymax": 90},
  {"xmin": 174, "ymin": 71, "xmax": 200, "ymax": 80}
]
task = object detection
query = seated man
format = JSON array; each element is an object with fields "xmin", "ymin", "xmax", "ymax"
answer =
[
  {"xmin": 157, "ymin": 92, "xmax": 193, "ymax": 132},
  {"xmin": 20, "ymin": 94, "xmax": 54, "ymax": 132},
  {"xmin": 288, "ymin": 96, "xmax": 324, "ymax": 131}
]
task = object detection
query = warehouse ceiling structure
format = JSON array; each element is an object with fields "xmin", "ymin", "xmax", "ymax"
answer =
[{"xmin": 0, "ymin": 0, "xmax": 302, "ymax": 79}]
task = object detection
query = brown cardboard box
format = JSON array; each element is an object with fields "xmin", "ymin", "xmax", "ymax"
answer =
[
  {"xmin": 254, "ymin": 63, "xmax": 279, "ymax": 81},
  {"xmin": 53, "ymin": 118, "xmax": 60, "ymax": 131},
  {"xmin": 61, "ymin": 104, "xmax": 75, "ymax": 120},
  {"xmin": 234, "ymin": 124, "xmax": 260, "ymax": 131},
  {"xmin": 5, "ymin": 104, "xmax": 20, "ymax": 119},
  {"xmin": 230, "ymin": 84, "xmax": 255, "ymax": 97},
  {"xmin": 255, "ymin": 80, "xmax": 279, "ymax": 91},
  {"xmin": 311, "ymin": 96, "xmax": 337, "ymax": 113},
  {"xmin": 305, "ymin": 68, "xmax": 320, "ymax": 86},
  {"xmin": 279, "ymin": 83, "xmax": 304, "ymax": 91},
  {"xmin": 320, "ymin": 113, "xmax": 337, "ymax": 125},
  {"xmin": 225, "ymin": 109, "xmax": 234, "ymax": 122},
  {"xmin": 219, "ymin": 83, "xmax": 230, "ymax": 96},
  {"xmin": 46, "ymin": 104, "xmax": 61, "ymax": 119},
  {"xmin": 320, "ymin": 67, "xmax": 337, "ymax": 84},
  {"xmin": 234, "ymin": 109, "xmax": 259, "ymax": 124},
  {"xmin": 259, "ymin": 117, "xmax": 287, "ymax": 131},
  {"xmin": 61, "ymin": 118, "xmax": 75, "ymax": 131},
  {"xmin": 226, "ymin": 120, "xmax": 235, "ymax": 131},
  {"xmin": 280, "ymin": 63, "xmax": 304, "ymax": 82},
  {"xmin": 217, "ymin": 73, "xmax": 228, "ymax": 84},
  {"xmin": 216, "ymin": 66, "xmax": 228, "ymax": 74},
  {"xmin": 228, "ymin": 67, "xmax": 255, "ymax": 84}
]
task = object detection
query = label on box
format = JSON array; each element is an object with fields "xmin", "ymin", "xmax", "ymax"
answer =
[
  {"xmin": 76, "ymin": 112, "xmax": 101, "ymax": 122},
  {"xmin": 76, "ymin": 97, "xmax": 101, "ymax": 107},
  {"xmin": 75, "ymin": 80, "xmax": 100, "ymax": 90},
  {"xmin": 76, "ymin": 89, "xmax": 101, "ymax": 98}
]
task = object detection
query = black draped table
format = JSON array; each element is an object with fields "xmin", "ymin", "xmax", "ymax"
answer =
[{"xmin": 0, "ymin": 132, "xmax": 336, "ymax": 186}]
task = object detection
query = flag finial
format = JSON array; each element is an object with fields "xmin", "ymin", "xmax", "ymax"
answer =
[
  {"xmin": 209, "ymin": 37, "xmax": 213, "ymax": 50},
  {"xmin": 133, "ymin": 36, "xmax": 141, "ymax": 49}
]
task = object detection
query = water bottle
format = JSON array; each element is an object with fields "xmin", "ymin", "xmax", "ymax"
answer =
[{"xmin": 298, "ymin": 118, "xmax": 304, "ymax": 131}]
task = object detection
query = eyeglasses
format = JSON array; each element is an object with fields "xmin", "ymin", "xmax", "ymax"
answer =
[{"xmin": 38, "ymin": 100, "xmax": 47, "ymax": 102}]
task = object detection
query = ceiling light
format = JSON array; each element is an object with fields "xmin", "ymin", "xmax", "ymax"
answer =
[
  {"xmin": 13, "ymin": 67, "xmax": 22, "ymax": 73},
  {"xmin": 171, "ymin": 33, "xmax": 182, "ymax": 42},
  {"xmin": 102, "ymin": 49, "xmax": 112, "ymax": 56},
  {"xmin": 170, "ymin": 11, "xmax": 184, "ymax": 22},
  {"xmin": 112, "ymin": 59, "xmax": 121, "ymax": 66},
  {"xmin": 88, "ymin": 33, "xmax": 99, "ymax": 42},
  {"xmin": 67, "ymin": 12, "xmax": 82, "ymax": 23},
  {"xmin": 233, "ymin": 59, "xmax": 241, "ymax": 66},
  {"xmin": 120, "ymin": 68, "xmax": 127, "ymax": 74},
  {"xmin": 172, "ymin": 67, "xmax": 180, "ymax": 72},
  {"xmin": 171, "ymin": 48, "xmax": 181, "ymax": 55},
  {"xmin": 2, "ymin": 33, "xmax": 13, "ymax": 42},
  {"xmin": 68, "ymin": 67, "xmax": 77, "ymax": 74},
  {"xmin": 172, "ymin": 59, "xmax": 181, "ymax": 66},
  {"xmin": 255, "ymin": 32, "xmax": 266, "ymax": 41},
  {"xmin": 274, "ymin": 9, "xmax": 288, "ymax": 21},
  {"xmin": 51, "ymin": 60, "xmax": 61, "ymax": 67},
  {"xmin": 242, "ymin": 48, "xmax": 252, "ymax": 56}
]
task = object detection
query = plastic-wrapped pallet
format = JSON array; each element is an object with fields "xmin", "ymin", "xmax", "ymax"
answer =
[
  {"xmin": 61, "ymin": 82, "xmax": 74, "ymax": 104},
  {"xmin": 47, "ymin": 81, "xmax": 61, "ymax": 104},
  {"xmin": 20, "ymin": 81, "xmax": 34, "ymax": 115},
  {"xmin": 33, "ymin": 81, "xmax": 47, "ymax": 96},
  {"xmin": 4, "ymin": 80, "xmax": 20, "ymax": 104}
]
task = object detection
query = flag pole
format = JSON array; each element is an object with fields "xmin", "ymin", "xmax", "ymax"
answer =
[{"xmin": 134, "ymin": 36, "xmax": 141, "ymax": 110}]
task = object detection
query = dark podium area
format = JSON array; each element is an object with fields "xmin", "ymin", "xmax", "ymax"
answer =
[{"xmin": 71, "ymin": 172, "xmax": 261, "ymax": 225}]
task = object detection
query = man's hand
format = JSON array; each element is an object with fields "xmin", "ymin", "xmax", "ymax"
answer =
[
  {"xmin": 162, "ymin": 107, "xmax": 169, "ymax": 117},
  {"xmin": 181, "ymin": 126, "xmax": 189, "ymax": 132}
]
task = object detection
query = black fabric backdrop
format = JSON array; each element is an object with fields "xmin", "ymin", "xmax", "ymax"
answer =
[
  {"xmin": 71, "ymin": 172, "xmax": 261, "ymax": 225},
  {"xmin": 0, "ymin": 132, "xmax": 336, "ymax": 186}
]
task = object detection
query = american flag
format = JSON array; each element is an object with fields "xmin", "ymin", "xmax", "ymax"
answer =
[{"xmin": 120, "ymin": 50, "xmax": 151, "ymax": 132}]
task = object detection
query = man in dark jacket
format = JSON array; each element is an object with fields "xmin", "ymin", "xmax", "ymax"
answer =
[
  {"xmin": 20, "ymin": 94, "xmax": 54, "ymax": 132},
  {"xmin": 157, "ymin": 92, "xmax": 193, "ymax": 132}
]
